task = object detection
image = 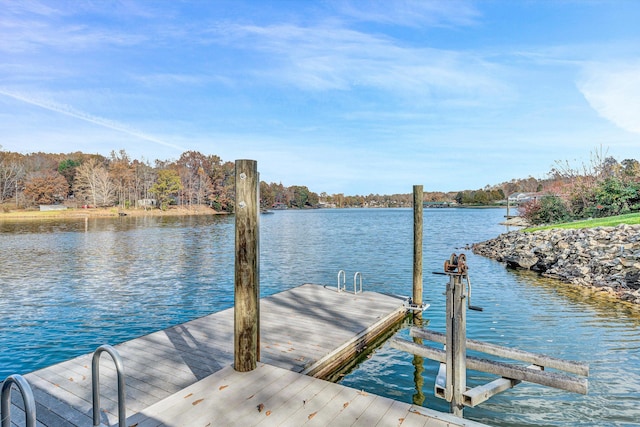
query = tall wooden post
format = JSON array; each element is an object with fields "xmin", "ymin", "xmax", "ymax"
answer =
[
  {"xmin": 411, "ymin": 185, "xmax": 426, "ymax": 405},
  {"xmin": 413, "ymin": 185, "xmax": 423, "ymax": 313},
  {"xmin": 445, "ymin": 273, "xmax": 467, "ymax": 417},
  {"xmin": 234, "ymin": 159, "xmax": 259, "ymax": 372}
]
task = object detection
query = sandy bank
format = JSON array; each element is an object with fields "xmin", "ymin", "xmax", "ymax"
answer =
[{"xmin": 0, "ymin": 206, "xmax": 226, "ymax": 220}]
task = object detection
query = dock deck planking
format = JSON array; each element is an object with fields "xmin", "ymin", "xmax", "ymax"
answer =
[
  {"xmin": 129, "ymin": 363, "xmax": 488, "ymax": 427},
  {"xmin": 6, "ymin": 284, "xmax": 487, "ymax": 426}
]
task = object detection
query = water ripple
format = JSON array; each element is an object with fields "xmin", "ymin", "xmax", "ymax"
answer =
[{"xmin": 1, "ymin": 209, "xmax": 639, "ymax": 426}]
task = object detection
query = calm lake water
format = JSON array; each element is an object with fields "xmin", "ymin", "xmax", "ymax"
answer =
[{"xmin": 1, "ymin": 208, "xmax": 639, "ymax": 426}]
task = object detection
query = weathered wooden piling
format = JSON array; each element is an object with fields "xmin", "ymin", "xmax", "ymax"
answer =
[
  {"xmin": 234, "ymin": 159, "xmax": 260, "ymax": 372},
  {"xmin": 412, "ymin": 185, "xmax": 426, "ymax": 406},
  {"xmin": 413, "ymin": 185, "xmax": 423, "ymax": 313}
]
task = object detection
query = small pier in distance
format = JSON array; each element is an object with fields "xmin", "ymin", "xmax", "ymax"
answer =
[{"xmin": 7, "ymin": 284, "xmax": 486, "ymax": 426}]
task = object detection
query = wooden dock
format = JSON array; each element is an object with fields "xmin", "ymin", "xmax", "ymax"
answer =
[{"xmin": 6, "ymin": 284, "xmax": 488, "ymax": 427}]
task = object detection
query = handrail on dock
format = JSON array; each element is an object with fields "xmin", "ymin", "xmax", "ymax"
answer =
[
  {"xmin": 337, "ymin": 269, "xmax": 346, "ymax": 292},
  {"xmin": 1, "ymin": 374, "xmax": 36, "ymax": 427},
  {"xmin": 353, "ymin": 272, "xmax": 363, "ymax": 294},
  {"xmin": 92, "ymin": 344, "xmax": 126, "ymax": 427}
]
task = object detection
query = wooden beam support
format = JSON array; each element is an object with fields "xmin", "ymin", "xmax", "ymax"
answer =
[
  {"xmin": 389, "ymin": 338, "xmax": 588, "ymax": 395},
  {"xmin": 409, "ymin": 328, "xmax": 589, "ymax": 376},
  {"xmin": 234, "ymin": 159, "xmax": 259, "ymax": 372},
  {"xmin": 461, "ymin": 365, "xmax": 541, "ymax": 407},
  {"xmin": 463, "ymin": 377, "xmax": 520, "ymax": 407}
]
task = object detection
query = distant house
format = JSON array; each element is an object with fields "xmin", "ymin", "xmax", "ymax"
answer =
[
  {"xmin": 318, "ymin": 201, "xmax": 336, "ymax": 208},
  {"xmin": 508, "ymin": 193, "xmax": 544, "ymax": 204},
  {"xmin": 39, "ymin": 205, "xmax": 67, "ymax": 212},
  {"xmin": 423, "ymin": 201, "xmax": 453, "ymax": 208},
  {"xmin": 272, "ymin": 202, "xmax": 288, "ymax": 210},
  {"xmin": 138, "ymin": 199, "xmax": 157, "ymax": 208}
]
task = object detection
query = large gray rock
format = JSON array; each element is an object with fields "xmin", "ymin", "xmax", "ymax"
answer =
[
  {"xmin": 504, "ymin": 254, "xmax": 539, "ymax": 269},
  {"xmin": 624, "ymin": 268, "xmax": 640, "ymax": 290}
]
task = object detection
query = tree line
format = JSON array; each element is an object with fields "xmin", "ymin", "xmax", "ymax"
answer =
[
  {"xmin": 3, "ymin": 146, "xmax": 637, "ymax": 216},
  {"xmin": 0, "ymin": 148, "xmax": 420, "ymax": 212},
  {"xmin": 0, "ymin": 149, "xmax": 236, "ymax": 211}
]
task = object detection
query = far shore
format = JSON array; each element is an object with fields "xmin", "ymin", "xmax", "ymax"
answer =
[{"xmin": 0, "ymin": 205, "xmax": 226, "ymax": 220}]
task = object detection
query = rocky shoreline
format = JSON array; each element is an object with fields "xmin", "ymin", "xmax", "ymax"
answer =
[{"xmin": 472, "ymin": 224, "xmax": 640, "ymax": 305}]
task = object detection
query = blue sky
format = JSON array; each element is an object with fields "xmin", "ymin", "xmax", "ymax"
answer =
[{"xmin": 1, "ymin": 1, "xmax": 639, "ymax": 195}]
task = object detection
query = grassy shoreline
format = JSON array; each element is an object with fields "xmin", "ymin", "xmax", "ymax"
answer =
[
  {"xmin": 0, "ymin": 206, "xmax": 225, "ymax": 220},
  {"xmin": 525, "ymin": 212, "xmax": 640, "ymax": 232}
]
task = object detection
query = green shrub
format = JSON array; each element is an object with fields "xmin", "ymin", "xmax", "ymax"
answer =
[{"xmin": 520, "ymin": 194, "xmax": 573, "ymax": 225}]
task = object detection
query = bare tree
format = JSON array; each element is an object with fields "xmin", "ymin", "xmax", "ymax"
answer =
[
  {"xmin": 132, "ymin": 159, "xmax": 156, "ymax": 208},
  {"xmin": 109, "ymin": 150, "xmax": 134, "ymax": 208},
  {"xmin": 175, "ymin": 151, "xmax": 214, "ymax": 207},
  {"xmin": 0, "ymin": 154, "xmax": 25, "ymax": 205},
  {"xmin": 74, "ymin": 158, "xmax": 115, "ymax": 207}
]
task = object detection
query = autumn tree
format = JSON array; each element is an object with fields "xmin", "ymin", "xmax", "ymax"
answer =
[
  {"xmin": 260, "ymin": 181, "xmax": 275, "ymax": 209},
  {"xmin": 150, "ymin": 169, "xmax": 182, "ymax": 210},
  {"xmin": 74, "ymin": 158, "xmax": 115, "ymax": 207},
  {"xmin": 209, "ymin": 161, "xmax": 235, "ymax": 211},
  {"xmin": 23, "ymin": 170, "xmax": 69, "ymax": 206},
  {"xmin": 289, "ymin": 185, "xmax": 318, "ymax": 208},
  {"xmin": 621, "ymin": 159, "xmax": 640, "ymax": 182},
  {"xmin": 22, "ymin": 152, "xmax": 58, "ymax": 174},
  {"xmin": 109, "ymin": 150, "xmax": 134, "ymax": 208},
  {"xmin": 58, "ymin": 158, "xmax": 81, "ymax": 192},
  {"xmin": 175, "ymin": 151, "xmax": 214, "ymax": 207}
]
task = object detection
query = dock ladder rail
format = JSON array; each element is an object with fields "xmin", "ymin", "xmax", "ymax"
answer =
[
  {"xmin": 92, "ymin": 344, "xmax": 126, "ymax": 427},
  {"xmin": 353, "ymin": 272, "xmax": 363, "ymax": 294},
  {"xmin": 1, "ymin": 374, "xmax": 36, "ymax": 427},
  {"xmin": 337, "ymin": 270, "xmax": 346, "ymax": 292}
]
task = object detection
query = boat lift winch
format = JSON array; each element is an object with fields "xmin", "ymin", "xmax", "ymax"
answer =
[{"xmin": 390, "ymin": 253, "xmax": 590, "ymax": 418}]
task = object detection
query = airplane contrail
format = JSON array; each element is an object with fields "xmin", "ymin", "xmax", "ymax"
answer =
[{"xmin": 0, "ymin": 88, "xmax": 186, "ymax": 152}]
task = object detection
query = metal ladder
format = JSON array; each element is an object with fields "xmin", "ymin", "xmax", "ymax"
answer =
[
  {"xmin": 336, "ymin": 270, "xmax": 363, "ymax": 294},
  {"xmin": 92, "ymin": 344, "xmax": 126, "ymax": 427},
  {"xmin": 337, "ymin": 269, "xmax": 346, "ymax": 292},
  {"xmin": 1, "ymin": 374, "xmax": 36, "ymax": 427}
]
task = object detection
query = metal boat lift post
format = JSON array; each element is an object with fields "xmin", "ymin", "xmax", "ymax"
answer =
[{"xmin": 444, "ymin": 265, "xmax": 467, "ymax": 416}]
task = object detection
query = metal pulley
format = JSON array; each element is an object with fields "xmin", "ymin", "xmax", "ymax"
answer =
[
  {"xmin": 438, "ymin": 253, "xmax": 482, "ymax": 312},
  {"xmin": 444, "ymin": 253, "xmax": 467, "ymax": 274}
]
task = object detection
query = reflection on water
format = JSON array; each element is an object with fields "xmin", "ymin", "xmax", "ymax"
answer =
[
  {"xmin": 412, "ymin": 315, "xmax": 427, "ymax": 407},
  {"xmin": 1, "ymin": 209, "xmax": 639, "ymax": 426}
]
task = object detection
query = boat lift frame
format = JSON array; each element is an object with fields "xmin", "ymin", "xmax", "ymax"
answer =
[{"xmin": 391, "ymin": 253, "xmax": 589, "ymax": 418}]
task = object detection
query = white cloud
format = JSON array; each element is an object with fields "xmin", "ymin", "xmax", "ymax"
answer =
[
  {"xmin": 212, "ymin": 23, "xmax": 509, "ymax": 103},
  {"xmin": 0, "ymin": 88, "xmax": 186, "ymax": 153},
  {"xmin": 578, "ymin": 62, "xmax": 640, "ymax": 135},
  {"xmin": 331, "ymin": 0, "xmax": 480, "ymax": 28}
]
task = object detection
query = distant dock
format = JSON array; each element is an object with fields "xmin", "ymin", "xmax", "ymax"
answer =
[{"xmin": 6, "ymin": 284, "xmax": 487, "ymax": 426}]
